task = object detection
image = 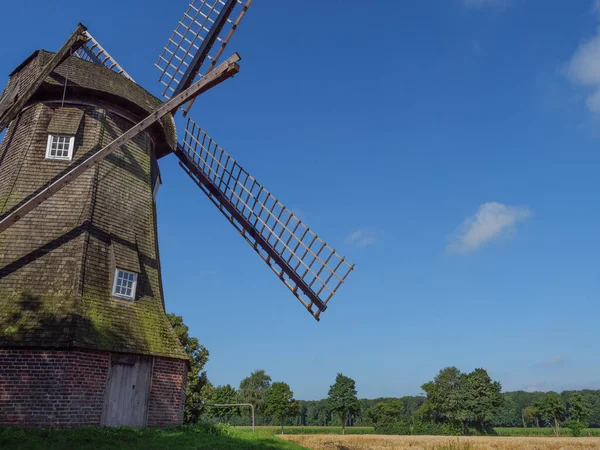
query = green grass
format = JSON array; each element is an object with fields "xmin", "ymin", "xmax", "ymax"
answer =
[
  {"xmin": 237, "ymin": 426, "xmax": 376, "ymax": 435},
  {"xmin": 495, "ymin": 427, "xmax": 600, "ymax": 437},
  {"xmin": 0, "ymin": 424, "xmax": 308, "ymax": 450}
]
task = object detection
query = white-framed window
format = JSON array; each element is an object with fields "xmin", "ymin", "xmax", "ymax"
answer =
[
  {"xmin": 112, "ymin": 269, "xmax": 138, "ymax": 301},
  {"xmin": 45, "ymin": 134, "xmax": 75, "ymax": 161}
]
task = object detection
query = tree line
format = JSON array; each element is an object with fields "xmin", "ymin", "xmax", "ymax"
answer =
[{"xmin": 168, "ymin": 313, "xmax": 599, "ymax": 436}]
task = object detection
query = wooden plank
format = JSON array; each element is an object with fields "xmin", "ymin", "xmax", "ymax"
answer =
[
  {"xmin": 0, "ymin": 24, "xmax": 89, "ymax": 131},
  {"xmin": 0, "ymin": 53, "xmax": 241, "ymax": 235},
  {"xmin": 131, "ymin": 356, "xmax": 153, "ymax": 427},
  {"xmin": 103, "ymin": 355, "xmax": 153, "ymax": 427}
]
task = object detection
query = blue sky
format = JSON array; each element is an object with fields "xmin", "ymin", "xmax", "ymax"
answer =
[{"xmin": 1, "ymin": 0, "xmax": 600, "ymax": 400}]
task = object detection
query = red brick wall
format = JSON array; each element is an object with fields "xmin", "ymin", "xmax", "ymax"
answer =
[
  {"xmin": 0, "ymin": 349, "xmax": 109, "ymax": 427},
  {"xmin": 0, "ymin": 350, "xmax": 187, "ymax": 428},
  {"xmin": 147, "ymin": 357, "xmax": 188, "ymax": 427}
]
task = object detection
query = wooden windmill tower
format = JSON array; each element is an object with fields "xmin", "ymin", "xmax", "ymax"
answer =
[{"xmin": 0, "ymin": 0, "xmax": 353, "ymax": 428}]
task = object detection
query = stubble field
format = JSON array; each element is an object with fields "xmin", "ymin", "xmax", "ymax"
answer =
[{"xmin": 281, "ymin": 434, "xmax": 600, "ymax": 450}]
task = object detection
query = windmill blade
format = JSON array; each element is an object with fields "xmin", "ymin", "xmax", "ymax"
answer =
[
  {"xmin": 156, "ymin": 0, "xmax": 252, "ymax": 101},
  {"xmin": 176, "ymin": 119, "xmax": 354, "ymax": 321},
  {"xmin": 74, "ymin": 31, "xmax": 134, "ymax": 82}
]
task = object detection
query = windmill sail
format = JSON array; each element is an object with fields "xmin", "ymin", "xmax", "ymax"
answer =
[
  {"xmin": 74, "ymin": 31, "xmax": 134, "ymax": 81},
  {"xmin": 176, "ymin": 119, "xmax": 354, "ymax": 321},
  {"xmin": 156, "ymin": 0, "xmax": 252, "ymax": 100}
]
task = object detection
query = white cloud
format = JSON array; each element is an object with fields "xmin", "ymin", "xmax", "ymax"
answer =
[
  {"xmin": 345, "ymin": 229, "xmax": 377, "ymax": 248},
  {"xmin": 567, "ymin": 27, "xmax": 600, "ymax": 85},
  {"xmin": 565, "ymin": 4, "xmax": 600, "ymax": 113},
  {"xmin": 448, "ymin": 202, "xmax": 532, "ymax": 254},
  {"xmin": 538, "ymin": 356, "xmax": 567, "ymax": 367}
]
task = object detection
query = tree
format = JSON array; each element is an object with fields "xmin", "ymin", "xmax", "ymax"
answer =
[
  {"xmin": 206, "ymin": 384, "xmax": 240, "ymax": 423},
  {"xmin": 421, "ymin": 367, "xmax": 504, "ymax": 435},
  {"xmin": 167, "ymin": 313, "xmax": 210, "ymax": 424},
  {"xmin": 568, "ymin": 392, "xmax": 592, "ymax": 423},
  {"xmin": 367, "ymin": 399, "xmax": 411, "ymax": 434},
  {"xmin": 327, "ymin": 373, "xmax": 361, "ymax": 435},
  {"xmin": 567, "ymin": 392, "xmax": 592, "ymax": 436},
  {"xmin": 535, "ymin": 392, "xmax": 565, "ymax": 435},
  {"xmin": 263, "ymin": 381, "xmax": 300, "ymax": 434},
  {"xmin": 239, "ymin": 369, "xmax": 272, "ymax": 418},
  {"xmin": 522, "ymin": 406, "xmax": 537, "ymax": 428},
  {"xmin": 367, "ymin": 399, "xmax": 405, "ymax": 426},
  {"xmin": 465, "ymin": 368, "xmax": 504, "ymax": 432},
  {"xmin": 421, "ymin": 367, "xmax": 470, "ymax": 433}
]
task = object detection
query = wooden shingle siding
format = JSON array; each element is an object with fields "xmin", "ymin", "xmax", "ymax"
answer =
[
  {"xmin": 0, "ymin": 54, "xmax": 187, "ymax": 361},
  {"xmin": 47, "ymin": 107, "xmax": 84, "ymax": 135},
  {"xmin": 0, "ymin": 78, "xmax": 19, "ymax": 120},
  {"xmin": 0, "ymin": 103, "xmax": 97, "ymax": 347},
  {"xmin": 3, "ymin": 51, "xmax": 177, "ymax": 158}
]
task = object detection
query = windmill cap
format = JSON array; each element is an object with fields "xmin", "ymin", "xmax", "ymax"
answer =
[{"xmin": 6, "ymin": 50, "xmax": 177, "ymax": 158}]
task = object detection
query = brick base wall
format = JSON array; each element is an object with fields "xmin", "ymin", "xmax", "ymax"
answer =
[
  {"xmin": 0, "ymin": 349, "xmax": 109, "ymax": 427},
  {"xmin": 0, "ymin": 349, "xmax": 187, "ymax": 428},
  {"xmin": 147, "ymin": 357, "xmax": 188, "ymax": 427}
]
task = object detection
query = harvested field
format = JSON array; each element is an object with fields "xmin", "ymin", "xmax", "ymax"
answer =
[{"xmin": 281, "ymin": 434, "xmax": 600, "ymax": 450}]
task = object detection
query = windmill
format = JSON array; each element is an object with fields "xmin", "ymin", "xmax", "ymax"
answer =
[{"xmin": 0, "ymin": 0, "xmax": 353, "ymax": 428}]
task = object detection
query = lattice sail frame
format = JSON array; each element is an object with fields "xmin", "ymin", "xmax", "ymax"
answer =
[
  {"xmin": 75, "ymin": 31, "xmax": 134, "ymax": 81},
  {"xmin": 156, "ymin": 0, "xmax": 252, "ymax": 99},
  {"xmin": 178, "ymin": 119, "xmax": 354, "ymax": 320}
]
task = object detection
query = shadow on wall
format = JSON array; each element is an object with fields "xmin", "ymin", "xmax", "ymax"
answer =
[
  {"xmin": 0, "ymin": 221, "xmax": 157, "ymax": 352},
  {"xmin": 0, "ymin": 290, "xmax": 149, "ymax": 353}
]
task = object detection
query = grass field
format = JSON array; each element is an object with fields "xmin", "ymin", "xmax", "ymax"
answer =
[
  {"xmin": 282, "ymin": 434, "xmax": 600, "ymax": 450},
  {"xmin": 495, "ymin": 427, "xmax": 600, "ymax": 437},
  {"xmin": 241, "ymin": 426, "xmax": 600, "ymax": 437},
  {"xmin": 237, "ymin": 426, "xmax": 376, "ymax": 435},
  {"xmin": 3, "ymin": 426, "xmax": 600, "ymax": 450},
  {"xmin": 0, "ymin": 425, "xmax": 308, "ymax": 450}
]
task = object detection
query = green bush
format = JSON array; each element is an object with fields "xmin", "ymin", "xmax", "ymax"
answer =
[
  {"xmin": 412, "ymin": 420, "xmax": 444, "ymax": 435},
  {"xmin": 441, "ymin": 422, "xmax": 463, "ymax": 436},
  {"xmin": 567, "ymin": 420, "xmax": 585, "ymax": 437},
  {"xmin": 373, "ymin": 419, "xmax": 411, "ymax": 435},
  {"xmin": 175, "ymin": 422, "xmax": 235, "ymax": 436}
]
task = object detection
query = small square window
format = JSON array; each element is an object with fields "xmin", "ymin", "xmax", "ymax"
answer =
[
  {"xmin": 46, "ymin": 134, "xmax": 75, "ymax": 161},
  {"xmin": 112, "ymin": 269, "xmax": 138, "ymax": 301}
]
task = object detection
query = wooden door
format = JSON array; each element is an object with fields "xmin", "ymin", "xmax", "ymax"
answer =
[{"xmin": 102, "ymin": 354, "xmax": 153, "ymax": 427}]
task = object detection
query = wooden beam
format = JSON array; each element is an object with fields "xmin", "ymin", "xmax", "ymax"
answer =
[
  {"xmin": 0, "ymin": 79, "xmax": 19, "ymax": 120},
  {"xmin": 0, "ymin": 23, "xmax": 89, "ymax": 131},
  {"xmin": 0, "ymin": 54, "xmax": 241, "ymax": 234},
  {"xmin": 171, "ymin": 0, "xmax": 238, "ymax": 99}
]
